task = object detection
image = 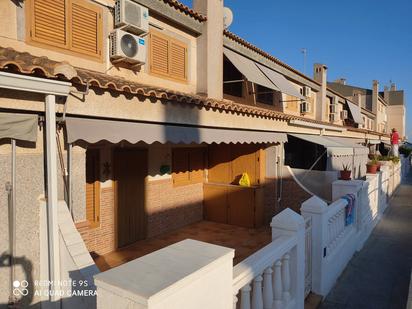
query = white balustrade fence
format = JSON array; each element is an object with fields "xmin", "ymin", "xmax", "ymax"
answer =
[
  {"xmin": 232, "ymin": 209, "xmax": 305, "ymax": 309},
  {"xmin": 301, "ymin": 160, "xmax": 405, "ymax": 297}
]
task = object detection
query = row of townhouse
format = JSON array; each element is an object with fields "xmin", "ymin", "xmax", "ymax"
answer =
[{"xmin": 0, "ymin": 0, "xmax": 406, "ymax": 307}]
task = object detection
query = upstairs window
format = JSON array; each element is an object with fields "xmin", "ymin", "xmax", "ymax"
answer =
[
  {"xmin": 223, "ymin": 57, "xmax": 243, "ymax": 97},
  {"xmin": 149, "ymin": 30, "xmax": 188, "ymax": 82},
  {"xmin": 26, "ymin": 0, "xmax": 103, "ymax": 60},
  {"xmin": 256, "ymin": 84, "xmax": 273, "ymax": 106}
]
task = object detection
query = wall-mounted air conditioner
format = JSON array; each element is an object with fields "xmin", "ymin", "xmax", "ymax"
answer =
[
  {"xmin": 302, "ymin": 86, "xmax": 311, "ymax": 98},
  {"xmin": 115, "ymin": 0, "xmax": 149, "ymax": 35},
  {"xmin": 341, "ymin": 110, "xmax": 348, "ymax": 120},
  {"xmin": 300, "ymin": 101, "xmax": 311, "ymax": 114},
  {"xmin": 110, "ymin": 29, "xmax": 146, "ymax": 65}
]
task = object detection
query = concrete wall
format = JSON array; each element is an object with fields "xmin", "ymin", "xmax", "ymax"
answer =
[
  {"xmin": 387, "ymin": 104, "xmax": 406, "ymax": 139},
  {"xmin": 0, "ymin": 132, "xmax": 43, "ymax": 307},
  {"xmin": 291, "ymin": 168, "xmax": 339, "ymax": 202}
]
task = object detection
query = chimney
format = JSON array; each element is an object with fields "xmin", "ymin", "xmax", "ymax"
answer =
[
  {"xmin": 390, "ymin": 83, "xmax": 396, "ymax": 91},
  {"xmin": 372, "ymin": 80, "xmax": 379, "ymax": 130},
  {"xmin": 313, "ymin": 63, "xmax": 328, "ymax": 121},
  {"xmin": 384, "ymin": 86, "xmax": 390, "ymax": 102},
  {"xmin": 193, "ymin": 0, "xmax": 224, "ymax": 100},
  {"xmin": 335, "ymin": 78, "xmax": 346, "ymax": 85},
  {"xmin": 353, "ymin": 92, "xmax": 362, "ymax": 107}
]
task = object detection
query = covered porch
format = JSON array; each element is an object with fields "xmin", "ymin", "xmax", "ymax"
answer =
[
  {"xmin": 66, "ymin": 116, "xmax": 287, "ymax": 265},
  {"xmin": 93, "ymin": 220, "xmax": 271, "ymax": 271}
]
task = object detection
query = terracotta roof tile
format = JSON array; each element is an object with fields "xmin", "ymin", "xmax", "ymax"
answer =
[
  {"xmin": 161, "ymin": 0, "xmax": 206, "ymax": 22},
  {"xmin": 0, "ymin": 47, "xmax": 77, "ymax": 80},
  {"xmin": 0, "ymin": 46, "xmax": 381, "ymax": 136}
]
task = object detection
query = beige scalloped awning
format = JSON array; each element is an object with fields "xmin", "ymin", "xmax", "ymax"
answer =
[
  {"xmin": 223, "ymin": 47, "xmax": 280, "ymax": 91},
  {"xmin": 0, "ymin": 112, "xmax": 38, "ymax": 142},
  {"xmin": 65, "ymin": 117, "xmax": 288, "ymax": 145}
]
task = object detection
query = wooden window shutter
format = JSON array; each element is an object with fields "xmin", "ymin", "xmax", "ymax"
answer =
[
  {"xmin": 189, "ymin": 149, "xmax": 205, "ymax": 183},
  {"xmin": 170, "ymin": 41, "xmax": 187, "ymax": 80},
  {"xmin": 69, "ymin": 0, "xmax": 102, "ymax": 57},
  {"xmin": 86, "ymin": 149, "xmax": 100, "ymax": 227},
  {"xmin": 150, "ymin": 33, "xmax": 169, "ymax": 76},
  {"xmin": 172, "ymin": 149, "xmax": 190, "ymax": 186},
  {"xmin": 30, "ymin": 0, "xmax": 68, "ymax": 48}
]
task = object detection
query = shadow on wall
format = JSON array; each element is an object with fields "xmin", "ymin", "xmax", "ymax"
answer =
[{"xmin": 0, "ymin": 253, "xmax": 34, "ymax": 308}]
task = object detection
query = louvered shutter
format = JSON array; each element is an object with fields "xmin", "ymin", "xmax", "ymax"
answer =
[
  {"xmin": 170, "ymin": 41, "xmax": 187, "ymax": 80},
  {"xmin": 189, "ymin": 148, "xmax": 205, "ymax": 183},
  {"xmin": 69, "ymin": 0, "xmax": 102, "ymax": 57},
  {"xmin": 172, "ymin": 148, "xmax": 190, "ymax": 186},
  {"xmin": 30, "ymin": 0, "xmax": 68, "ymax": 48},
  {"xmin": 150, "ymin": 33, "xmax": 169, "ymax": 76}
]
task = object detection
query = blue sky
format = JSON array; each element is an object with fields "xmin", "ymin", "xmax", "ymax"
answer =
[{"xmin": 181, "ymin": 0, "xmax": 412, "ymax": 140}]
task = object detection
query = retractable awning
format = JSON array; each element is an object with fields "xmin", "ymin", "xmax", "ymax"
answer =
[
  {"xmin": 65, "ymin": 117, "xmax": 288, "ymax": 145},
  {"xmin": 346, "ymin": 100, "xmax": 364, "ymax": 125},
  {"xmin": 327, "ymin": 136, "xmax": 369, "ymax": 155},
  {"xmin": 223, "ymin": 48, "xmax": 279, "ymax": 91},
  {"xmin": 256, "ymin": 63, "xmax": 305, "ymax": 100},
  {"xmin": 289, "ymin": 133, "xmax": 354, "ymax": 156},
  {"xmin": 0, "ymin": 112, "xmax": 38, "ymax": 142}
]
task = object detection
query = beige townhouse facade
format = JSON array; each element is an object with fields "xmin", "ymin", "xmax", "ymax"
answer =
[{"xmin": 0, "ymin": 0, "xmax": 398, "ymax": 307}]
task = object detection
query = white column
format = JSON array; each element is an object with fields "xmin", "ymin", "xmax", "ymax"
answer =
[
  {"xmin": 240, "ymin": 284, "xmax": 252, "ymax": 309},
  {"xmin": 262, "ymin": 267, "xmax": 273, "ymax": 309},
  {"xmin": 281, "ymin": 254, "xmax": 291, "ymax": 303},
  {"xmin": 270, "ymin": 208, "xmax": 305, "ymax": 308},
  {"xmin": 45, "ymin": 94, "xmax": 60, "ymax": 304},
  {"xmin": 251, "ymin": 275, "xmax": 263, "ymax": 309},
  {"xmin": 272, "ymin": 261, "xmax": 283, "ymax": 309},
  {"xmin": 300, "ymin": 196, "xmax": 328, "ymax": 296}
]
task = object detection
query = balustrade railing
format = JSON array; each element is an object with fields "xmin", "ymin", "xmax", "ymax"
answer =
[{"xmin": 232, "ymin": 209, "xmax": 304, "ymax": 309}]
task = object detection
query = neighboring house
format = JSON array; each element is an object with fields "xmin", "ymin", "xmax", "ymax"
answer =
[
  {"xmin": 382, "ymin": 84, "xmax": 407, "ymax": 140},
  {"xmin": 329, "ymin": 79, "xmax": 407, "ymax": 138},
  {"xmin": 0, "ymin": 0, "xmax": 397, "ymax": 307}
]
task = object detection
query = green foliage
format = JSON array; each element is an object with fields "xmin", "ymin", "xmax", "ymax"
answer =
[
  {"xmin": 399, "ymin": 146, "xmax": 412, "ymax": 156},
  {"xmin": 342, "ymin": 163, "xmax": 351, "ymax": 171}
]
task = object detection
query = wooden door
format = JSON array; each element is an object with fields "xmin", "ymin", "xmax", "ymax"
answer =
[
  {"xmin": 86, "ymin": 149, "xmax": 100, "ymax": 227},
  {"xmin": 114, "ymin": 148, "xmax": 148, "ymax": 248}
]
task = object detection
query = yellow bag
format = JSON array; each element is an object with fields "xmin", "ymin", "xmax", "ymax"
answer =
[{"xmin": 239, "ymin": 172, "xmax": 251, "ymax": 187}]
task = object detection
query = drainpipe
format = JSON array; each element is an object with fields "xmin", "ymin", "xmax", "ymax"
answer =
[
  {"xmin": 6, "ymin": 139, "xmax": 16, "ymax": 303},
  {"xmin": 67, "ymin": 143, "xmax": 73, "ymax": 218},
  {"xmin": 45, "ymin": 95, "xmax": 60, "ymax": 303}
]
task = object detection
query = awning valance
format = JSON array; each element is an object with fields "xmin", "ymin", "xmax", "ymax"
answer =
[
  {"xmin": 66, "ymin": 117, "xmax": 288, "ymax": 145},
  {"xmin": 346, "ymin": 100, "xmax": 364, "ymax": 125},
  {"xmin": 256, "ymin": 63, "xmax": 305, "ymax": 100},
  {"xmin": 327, "ymin": 136, "xmax": 369, "ymax": 155},
  {"xmin": 0, "ymin": 112, "xmax": 38, "ymax": 142},
  {"xmin": 289, "ymin": 133, "xmax": 355, "ymax": 156}
]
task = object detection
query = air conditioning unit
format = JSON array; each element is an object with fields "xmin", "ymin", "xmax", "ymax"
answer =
[
  {"xmin": 115, "ymin": 0, "xmax": 149, "ymax": 35},
  {"xmin": 302, "ymin": 86, "xmax": 312, "ymax": 98},
  {"xmin": 341, "ymin": 110, "xmax": 348, "ymax": 120},
  {"xmin": 300, "ymin": 101, "xmax": 311, "ymax": 114},
  {"xmin": 329, "ymin": 103, "xmax": 338, "ymax": 114},
  {"xmin": 329, "ymin": 113, "xmax": 337, "ymax": 123},
  {"xmin": 110, "ymin": 29, "xmax": 146, "ymax": 65}
]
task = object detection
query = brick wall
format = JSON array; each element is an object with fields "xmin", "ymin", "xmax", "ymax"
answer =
[
  {"xmin": 146, "ymin": 179, "xmax": 203, "ymax": 238},
  {"xmin": 77, "ymin": 187, "xmax": 115, "ymax": 256},
  {"xmin": 77, "ymin": 178, "xmax": 203, "ymax": 255},
  {"xmin": 281, "ymin": 174, "xmax": 312, "ymax": 214},
  {"xmin": 262, "ymin": 179, "xmax": 278, "ymax": 223}
]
